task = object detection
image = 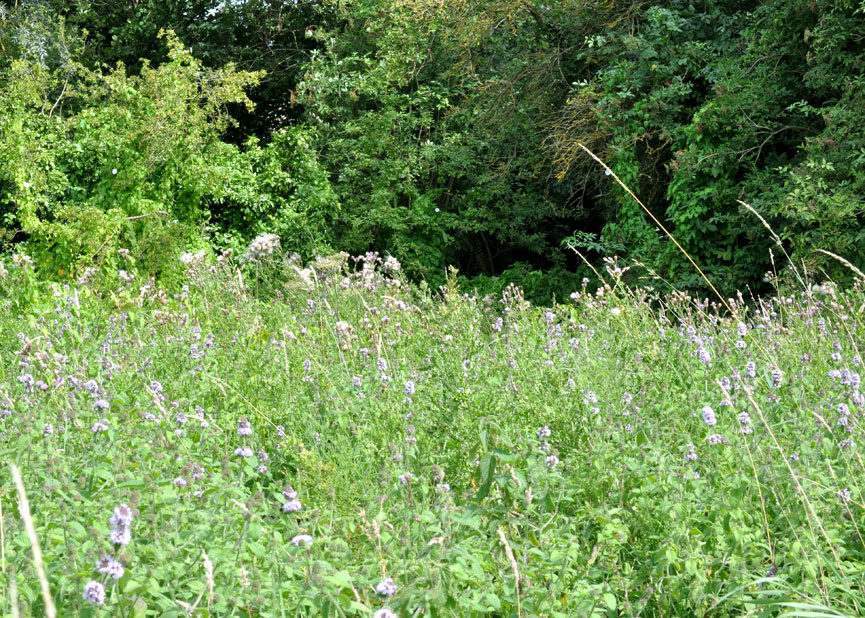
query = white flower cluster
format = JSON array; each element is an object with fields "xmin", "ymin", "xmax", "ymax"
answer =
[{"xmin": 244, "ymin": 233, "xmax": 280, "ymax": 262}]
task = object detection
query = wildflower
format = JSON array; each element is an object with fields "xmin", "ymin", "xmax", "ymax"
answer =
[
  {"xmin": 378, "ymin": 357, "xmax": 388, "ymax": 372},
  {"xmin": 282, "ymin": 499, "xmax": 303, "ymax": 513},
  {"xmin": 43, "ymin": 423, "xmax": 54, "ymax": 436},
  {"xmin": 290, "ymin": 534, "xmax": 313, "ymax": 547},
  {"xmin": 244, "ymin": 233, "xmax": 280, "ymax": 261},
  {"xmin": 174, "ymin": 477, "xmax": 188, "ymax": 489},
  {"xmin": 110, "ymin": 504, "xmax": 134, "ymax": 528},
  {"xmin": 686, "ymin": 445, "xmax": 698, "ymax": 462},
  {"xmin": 707, "ymin": 434, "xmax": 726, "ymax": 445},
  {"xmin": 435, "ymin": 483, "xmax": 451, "ymax": 494},
  {"xmin": 376, "ymin": 578, "xmax": 398, "ymax": 596},
  {"xmin": 383, "ymin": 255, "xmax": 401, "ymax": 272},
  {"xmin": 771, "ymin": 369, "xmax": 782, "ymax": 387},
  {"xmin": 745, "ymin": 361, "xmax": 757, "ymax": 378},
  {"xmin": 404, "ymin": 380, "xmax": 415, "ymax": 396},
  {"xmin": 701, "ymin": 406, "xmax": 717, "ymax": 427},
  {"xmin": 735, "ymin": 340, "xmax": 747, "ymax": 349},
  {"xmin": 837, "ymin": 488, "xmax": 851, "ymax": 504},
  {"xmin": 737, "ymin": 322, "xmax": 747, "ymax": 337},
  {"xmin": 283, "ymin": 485, "xmax": 298, "ymax": 500},
  {"xmin": 110, "ymin": 526, "xmax": 132, "ymax": 546},
  {"xmin": 766, "ymin": 565, "xmax": 778, "ymax": 577},
  {"xmin": 83, "ymin": 581, "xmax": 106, "ymax": 606},
  {"xmin": 546, "ymin": 455, "xmax": 560, "ymax": 469},
  {"xmin": 537, "ymin": 426, "xmax": 551, "ymax": 440},
  {"xmin": 234, "ymin": 446, "xmax": 254, "ymax": 457},
  {"xmin": 789, "ymin": 452, "xmax": 800, "ymax": 462},
  {"xmin": 237, "ymin": 417, "xmax": 252, "ymax": 436},
  {"xmin": 697, "ymin": 347, "xmax": 711, "ymax": 365},
  {"xmin": 91, "ymin": 419, "xmax": 109, "ymax": 433},
  {"xmin": 839, "ymin": 438, "xmax": 855, "ymax": 450},
  {"xmin": 398, "ymin": 473, "xmax": 415, "ymax": 485},
  {"xmin": 96, "ymin": 555, "xmax": 125, "ymax": 579}
]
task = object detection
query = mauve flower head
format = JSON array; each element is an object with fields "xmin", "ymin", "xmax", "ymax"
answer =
[
  {"xmin": 291, "ymin": 534, "xmax": 313, "ymax": 547},
  {"xmin": 110, "ymin": 504, "xmax": 134, "ymax": 528},
  {"xmin": 376, "ymin": 578, "xmax": 398, "ymax": 596},
  {"xmin": 237, "ymin": 417, "xmax": 252, "ymax": 436},
  {"xmin": 110, "ymin": 526, "xmax": 132, "ymax": 546},
  {"xmin": 701, "ymin": 406, "xmax": 717, "ymax": 427},
  {"xmin": 707, "ymin": 434, "xmax": 727, "ymax": 445},
  {"xmin": 737, "ymin": 322, "xmax": 747, "ymax": 337},
  {"xmin": 697, "ymin": 347, "xmax": 711, "ymax": 365},
  {"xmin": 91, "ymin": 419, "xmax": 109, "ymax": 433},
  {"xmin": 771, "ymin": 369, "xmax": 782, "ymax": 387},
  {"xmin": 745, "ymin": 361, "xmax": 757, "ymax": 378},
  {"xmin": 283, "ymin": 499, "xmax": 302, "ymax": 513},
  {"xmin": 435, "ymin": 483, "xmax": 451, "ymax": 494},
  {"xmin": 83, "ymin": 580, "xmax": 106, "ymax": 606},
  {"xmin": 96, "ymin": 555, "xmax": 125, "ymax": 579},
  {"xmin": 174, "ymin": 477, "xmax": 188, "ymax": 488},
  {"xmin": 234, "ymin": 446, "xmax": 254, "ymax": 457},
  {"xmin": 837, "ymin": 488, "xmax": 851, "ymax": 504},
  {"xmin": 537, "ymin": 426, "xmax": 551, "ymax": 440},
  {"xmin": 94, "ymin": 399, "xmax": 110, "ymax": 410},
  {"xmin": 373, "ymin": 610, "xmax": 399, "ymax": 618},
  {"xmin": 377, "ymin": 357, "xmax": 388, "ymax": 372},
  {"xmin": 546, "ymin": 455, "xmax": 560, "ymax": 469},
  {"xmin": 283, "ymin": 485, "xmax": 298, "ymax": 500},
  {"xmin": 398, "ymin": 473, "xmax": 415, "ymax": 485},
  {"xmin": 404, "ymin": 380, "xmax": 415, "ymax": 395}
]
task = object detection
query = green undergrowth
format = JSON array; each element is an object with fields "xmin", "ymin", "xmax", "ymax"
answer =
[{"xmin": 0, "ymin": 252, "xmax": 863, "ymax": 617}]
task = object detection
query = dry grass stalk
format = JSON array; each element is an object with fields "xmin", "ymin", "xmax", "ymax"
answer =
[
  {"xmin": 579, "ymin": 143, "xmax": 735, "ymax": 316},
  {"xmin": 9, "ymin": 463, "xmax": 56, "ymax": 618},
  {"xmin": 817, "ymin": 249, "xmax": 865, "ymax": 281}
]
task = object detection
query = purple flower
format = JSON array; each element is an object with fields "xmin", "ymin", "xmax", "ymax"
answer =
[
  {"xmin": 707, "ymin": 434, "xmax": 727, "ymax": 445},
  {"xmin": 96, "ymin": 555, "xmax": 125, "ymax": 579},
  {"xmin": 94, "ymin": 399, "xmax": 110, "ymax": 410},
  {"xmin": 745, "ymin": 362, "xmax": 757, "ymax": 378},
  {"xmin": 110, "ymin": 504, "xmax": 134, "ymax": 528},
  {"xmin": 404, "ymin": 380, "xmax": 415, "ymax": 395},
  {"xmin": 697, "ymin": 347, "xmax": 711, "ymax": 365},
  {"xmin": 435, "ymin": 483, "xmax": 451, "ymax": 494},
  {"xmin": 537, "ymin": 426, "xmax": 551, "ymax": 440},
  {"xmin": 174, "ymin": 477, "xmax": 188, "ymax": 488},
  {"xmin": 110, "ymin": 526, "xmax": 131, "ymax": 546},
  {"xmin": 373, "ymin": 609, "xmax": 399, "ymax": 618},
  {"xmin": 771, "ymin": 369, "xmax": 782, "ymax": 387},
  {"xmin": 375, "ymin": 578, "xmax": 398, "ymax": 596},
  {"xmin": 291, "ymin": 534, "xmax": 313, "ymax": 547},
  {"xmin": 398, "ymin": 473, "xmax": 414, "ymax": 485},
  {"xmin": 237, "ymin": 417, "xmax": 252, "ymax": 436},
  {"xmin": 83, "ymin": 581, "xmax": 106, "ymax": 606},
  {"xmin": 545, "ymin": 455, "xmax": 559, "ymax": 469},
  {"xmin": 234, "ymin": 446, "xmax": 254, "ymax": 457},
  {"xmin": 283, "ymin": 499, "xmax": 303, "ymax": 513},
  {"xmin": 701, "ymin": 406, "xmax": 717, "ymax": 427}
]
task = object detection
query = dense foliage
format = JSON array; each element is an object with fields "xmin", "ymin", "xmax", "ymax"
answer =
[
  {"xmin": 1, "ymin": 0, "xmax": 864, "ymax": 297},
  {"xmin": 1, "ymin": 249, "xmax": 864, "ymax": 616}
]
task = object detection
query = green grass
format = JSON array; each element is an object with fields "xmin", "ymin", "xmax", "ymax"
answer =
[{"xmin": 0, "ymin": 253, "xmax": 863, "ymax": 617}]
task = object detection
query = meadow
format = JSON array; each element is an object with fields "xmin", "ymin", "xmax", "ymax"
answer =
[{"xmin": 0, "ymin": 247, "xmax": 863, "ymax": 617}]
